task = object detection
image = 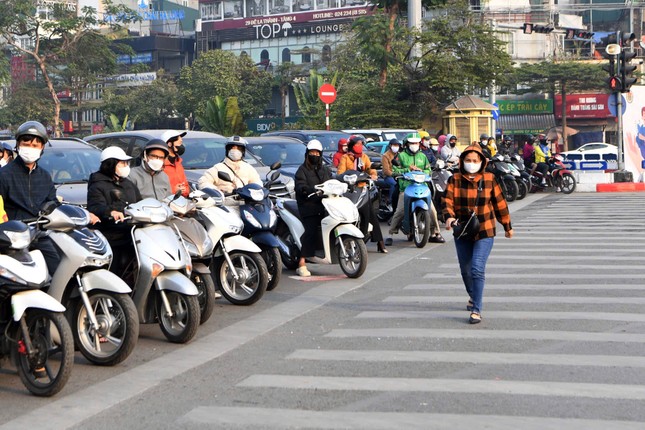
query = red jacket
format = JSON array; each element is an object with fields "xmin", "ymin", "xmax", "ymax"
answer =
[{"xmin": 164, "ymin": 156, "xmax": 189, "ymax": 197}]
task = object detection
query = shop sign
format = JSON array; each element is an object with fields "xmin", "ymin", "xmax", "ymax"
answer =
[
  {"xmin": 554, "ymin": 94, "xmax": 612, "ymax": 119},
  {"xmin": 497, "ymin": 99, "xmax": 553, "ymax": 115},
  {"xmin": 117, "ymin": 53, "xmax": 153, "ymax": 65},
  {"xmin": 104, "ymin": 72, "xmax": 157, "ymax": 87},
  {"xmin": 246, "ymin": 117, "xmax": 302, "ymax": 133}
]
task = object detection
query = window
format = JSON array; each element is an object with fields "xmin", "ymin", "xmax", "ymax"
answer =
[
  {"xmin": 282, "ymin": 48, "xmax": 291, "ymax": 63},
  {"xmin": 200, "ymin": 2, "xmax": 222, "ymax": 20},
  {"xmin": 322, "ymin": 45, "xmax": 331, "ymax": 64},
  {"xmin": 302, "ymin": 46, "xmax": 311, "ymax": 63}
]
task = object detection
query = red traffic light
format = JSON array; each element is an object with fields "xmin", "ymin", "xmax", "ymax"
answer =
[{"xmin": 608, "ymin": 76, "xmax": 621, "ymax": 91}]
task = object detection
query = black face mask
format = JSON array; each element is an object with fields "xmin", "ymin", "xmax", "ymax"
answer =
[
  {"xmin": 307, "ymin": 154, "xmax": 320, "ymax": 165},
  {"xmin": 173, "ymin": 144, "xmax": 185, "ymax": 156},
  {"xmin": 449, "ymin": 141, "xmax": 457, "ymax": 147}
]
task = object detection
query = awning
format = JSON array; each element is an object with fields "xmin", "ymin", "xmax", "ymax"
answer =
[{"xmin": 497, "ymin": 114, "xmax": 556, "ymax": 135}]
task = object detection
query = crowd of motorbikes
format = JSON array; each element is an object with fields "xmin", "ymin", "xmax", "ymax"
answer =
[{"xmin": 0, "ymin": 144, "xmax": 576, "ymax": 397}]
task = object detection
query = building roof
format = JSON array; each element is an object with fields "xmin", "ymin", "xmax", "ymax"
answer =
[{"xmin": 444, "ymin": 95, "xmax": 497, "ymax": 111}]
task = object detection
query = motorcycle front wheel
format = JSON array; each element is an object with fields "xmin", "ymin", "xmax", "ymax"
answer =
[
  {"xmin": 213, "ymin": 251, "xmax": 268, "ymax": 305},
  {"xmin": 413, "ymin": 208, "xmax": 430, "ymax": 249},
  {"xmin": 503, "ymin": 177, "xmax": 519, "ymax": 202},
  {"xmin": 516, "ymin": 178, "xmax": 528, "ymax": 200},
  {"xmin": 261, "ymin": 247, "xmax": 282, "ymax": 291},
  {"xmin": 73, "ymin": 292, "xmax": 139, "ymax": 366},
  {"xmin": 337, "ymin": 235, "xmax": 367, "ymax": 279},
  {"xmin": 191, "ymin": 272, "xmax": 217, "ymax": 325},
  {"xmin": 157, "ymin": 291, "xmax": 200, "ymax": 344},
  {"xmin": 557, "ymin": 172, "xmax": 576, "ymax": 194},
  {"xmin": 12, "ymin": 310, "xmax": 74, "ymax": 397}
]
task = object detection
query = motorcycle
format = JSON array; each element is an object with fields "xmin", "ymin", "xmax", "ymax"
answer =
[
  {"xmin": 431, "ymin": 159, "xmax": 457, "ymax": 223},
  {"xmin": 337, "ymin": 169, "xmax": 377, "ymax": 241},
  {"xmin": 395, "ymin": 171, "xmax": 433, "ymax": 248},
  {"xmin": 119, "ymin": 197, "xmax": 201, "ymax": 343},
  {"xmin": 0, "ymin": 220, "xmax": 74, "ymax": 396},
  {"xmin": 40, "ymin": 204, "xmax": 139, "ymax": 366},
  {"xmin": 166, "ymin": 193, "xmax": 217, "ymax": 324},
  {"xmin": 509, "ymin": 154, "xmax": 532, "ymax": 200},
  {"xmin": 274, "ymin": 179, "xmax": 368, "ymax": 278},
  {"xmin": 487, "ymin": 153, "xmax": 519, "ymax": 202},
  {"xmin": 529, "ymin": 154, "xmax": 577, "ymax": 194},
  {"xmin": 196, "ymin": 186, "xmax": 269, "ymax": 305}
]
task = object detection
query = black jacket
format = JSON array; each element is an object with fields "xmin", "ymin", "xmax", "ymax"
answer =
[
  {"xmin": 87, "ymin": 171, "xmax": 142, "ymax": 244},
  {"xmin": 0, "ymin": 157, "xmax": 57, "ymax": 220},
  {"xmin": 294, "ymin": 162, "xmax": 332, "ymax": 218}
]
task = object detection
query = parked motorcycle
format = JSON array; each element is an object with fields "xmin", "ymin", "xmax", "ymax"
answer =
[
  {"xmin": 0, "ymin": 220, "xmax": 74, "ymax": 396},
  {"xmin": 431, "ymin": 159, "xmax": 457, "ymax": 223},
  {"xmin": 396, "ymin": 171, "xmax": 433, "ymax": 248},
  {"xmin": 166, "ymin": 194, "xmax": 217, "ymax": 324},
  {"xmin": 529, "ymin": 154, "xmax": 576, "ymax": 194},
  {"xmin": 196, "ymin": 187, "xmax": 269, "ymax": 305},
  {"xmin": 509, "ymin": 154, "xmax": 532, "ymax": 200},
  {"xmin": 337, "ymin": 169, "xmax": 377, "ymax": 241},
  {"xmin": 39, "ymin": 203, "xmax": 139, "ymax": 366},
  {"xmin": 487, "ymin": 153, "xmax": 519, "ymax": 202},
  {"xmin": 118, "ymin": 197, "xmax": 201, "ymax": 343},
  {"xmin": 274, "ymin": 179, "xmax": 368, "ymax": 278}
]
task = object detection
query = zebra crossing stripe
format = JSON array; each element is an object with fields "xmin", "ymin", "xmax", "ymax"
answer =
[
  {"xmin": 237, "ymin": 375, "xmax": 645, "ymax": 400},
  {"xmin": 179, "ymin": 407, "xmax": 645, "ymax": 429},
  {"xmin": 325, "ymin": 328, "xmax": 645, "ymax": 343},
  {"xmin": 383, "ymin": 296, "xmax": 645, "ymax": 305},
  {"xmin": 439, "ymin": 263, "xmax": 642, "ymax": 270},
  {"xmin": 286, "ymin": 349, "xmax": 645, "ymax": 367},
  {"xmin": 404, "ymin": 284, "xmax": 645, "ymax": 290},
  {"xmin": 356, "ymin": 310, "xmax": 645, "ymax": 322},
  {"xmin": 424, "ymin": 273, "xmax": 644, "ymax": 279}
]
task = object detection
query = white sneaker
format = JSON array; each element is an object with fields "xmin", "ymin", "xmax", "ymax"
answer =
[
  {"xmin": 296, "ymin": 266, "xmax": 311, "ymax": 277},
  {"xmin": 215, "ymin": 291, "xmax": 222, "ymax": 299}
]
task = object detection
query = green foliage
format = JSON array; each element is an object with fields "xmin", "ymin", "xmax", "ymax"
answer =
[
  {"xmin": 293, "ymin": 69, "xmax": 338, "ymax": 129},
  {"xmin": 511, "ymin": 61, "xmax": 607, "ymax": 96},
  {"xmin": 178, "ymin": 50, "xmax": 272, "ymax": 121},
  {"xmin": 105, "ymin": 113, "xmax": 133, "ymax": 132},
  {"xmin": 195, "ymin": 96, "xmax": 245, "ymax": 135},
  {"xmin": 0, "ymin": 81, "xmax": 53, "ymax": 126}
]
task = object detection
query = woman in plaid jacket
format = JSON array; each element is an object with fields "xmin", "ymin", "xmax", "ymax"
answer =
[{"xmin": 443, "ymin": 145, "xmax": 514, "ymax": 324}]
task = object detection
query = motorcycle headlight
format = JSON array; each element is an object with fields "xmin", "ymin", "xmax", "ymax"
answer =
[
  {"xmin": 269, "ymin": 208, "xmax": 277, "ymax": 227},
  {"xmin": 243, "ymin": 210, "xmax": 262, "ymax": 228},
  {"xmin": 81, "ymin": 253, "xmax": 112, "ymax": 268},
  {"xmin": 249, "ymin": 188, "xmax": 265, "ymax": 202},
  {"xmin": 184, "ymin": 240, "xmax": 199, "ymax": 257},
  {"xmin": 5, "ymin": 230, "xmax": 31, "ymax": 250}
]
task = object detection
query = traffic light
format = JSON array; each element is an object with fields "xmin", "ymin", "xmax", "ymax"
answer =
[
  {"xmin": 608, "ymin": 76, "xmax": 621, "ymax": 91},
  {"xmin": 565, "ymin": 29, "xmax": 594, "ymax": 39},
  {"xmin": 522, "ymin": 23, "xmax": 553, "ymax": 34},
  {"xmin": 620, "ymin": 50, "xmax": 638, "ymax": 92},
  {"xmin": 522, "ymin": 23, "xmax": 533, "ymax": 34}
]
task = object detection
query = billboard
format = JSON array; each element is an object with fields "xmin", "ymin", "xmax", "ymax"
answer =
[{"xmin": 622, "ymin": 86, "xmax": 645, "ymax": 181}]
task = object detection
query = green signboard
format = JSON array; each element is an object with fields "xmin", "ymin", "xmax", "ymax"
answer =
[{"xmin": 497, "ymin": 99, "xmax": 553, "ymax": 115}]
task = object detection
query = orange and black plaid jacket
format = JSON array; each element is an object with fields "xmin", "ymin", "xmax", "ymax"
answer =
[{"xmin": 443, "ymin": 171, "xmax": 512, "ymax": 240}]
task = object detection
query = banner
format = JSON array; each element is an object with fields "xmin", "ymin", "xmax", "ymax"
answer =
[
  {"xmin": 622, "ymin": 86, "xmax": 645, "ymax": 181},
  {"xmin": 554, "ymin": 93, "xmax": 612, "ymax": 119}
]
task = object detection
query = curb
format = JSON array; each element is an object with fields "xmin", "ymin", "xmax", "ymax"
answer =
[{"xmin": 596, "ymin": 182, "xmax": 645, "ymax": 192}]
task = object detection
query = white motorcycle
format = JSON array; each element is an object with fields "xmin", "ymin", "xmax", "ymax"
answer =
[
  {"xmin": 0, "ymin": 220, "xmax": 74, "ymax": 396},
  {"xmin": 274, "ymin": 179, "xmax": 368, "ymax": 278},
  {"xmin": 37, "ymin": 203, "xmax": 139, "ymax": 366}
]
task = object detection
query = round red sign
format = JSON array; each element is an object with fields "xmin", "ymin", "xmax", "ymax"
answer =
[{"xmin": 318, "ymin": 83, "xmax": 337, "ymax": 104}]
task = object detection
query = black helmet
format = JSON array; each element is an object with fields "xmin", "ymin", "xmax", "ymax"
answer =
[
  {"xmin": 144, "ymin": 139, "xmax": 170, "ymax": 157},
  {"xmin": 479, "ymin": 133, "xmax": 489, "ymax": 141},
  {"xmin": 389, "ymin": 138, "xmax": 401, "ymax": 147},
  {"xmin": 225, "ymin": 135, "xmax": 248, "ymax": 156},
  {"xmin": 15, "ymin": 121, "xmax": 48, "ymax": 145}
]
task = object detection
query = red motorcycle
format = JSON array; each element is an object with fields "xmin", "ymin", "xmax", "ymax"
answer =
[{"xmin": 529, "ymin": 154, "xmax": 576, "ymax": 194}]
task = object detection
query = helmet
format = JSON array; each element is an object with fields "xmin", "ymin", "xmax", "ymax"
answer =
[
  {"xmin": 225, "ymin": 135, "xmax": 248, "ymax": 155},
  {"xmin": 160, "ymin": 130, "xmax": 187, "ymax": 143},
  {"xmin": 388, "ymin": 138, "xmax": 401, "ymax": 147},
  {"xmin": 15, "ymin": 121, "xmax": 48, "ymax": 145},
  {"xmin": 307, "ymin": 139, "xmax": 323, "ymax": 152},
  {"xmin": 404, "ymin": 132, "xmax": 422, "ymax": 144},
  {"xmin": 101, "ymin": 146, "xmax": 132, "ymax": 162},
  {"xmin": 1, "ymin": 142, "xmax": 12, "ymax": 152},
  {"xmin": 429, "ymin": 138, "xmax": 439, "ymax": 147},
  {"xmin": 479, "ymin": 133, "xmax": 489, "ymax": 140},
  {"xmin": 347, "ymin": 134, "xmax": 365, "ymax": 153},
  {"xmin": 144, "ymin": 139, "xmax": 170, "ymax": 156},
  {"xmin": 418, "ymin": 131, "xmax": 430, "ymax": 140}
]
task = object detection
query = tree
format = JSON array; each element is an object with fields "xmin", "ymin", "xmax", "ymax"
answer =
[
  {"xmin": 273, "ymin": 62, "xmax": 301, "ymax": 128},
  {"xmin": 178, "ymin": 50, "xmax": 272, "ymax": 123},
  {"xmin": 0, "ymin": 0, "xmax": 138, "ymax": 136},
  {"xmin": 512, "ymin": 61, "xmax": 606, "ymax": 150},
  {"xmin": 0, "ymin": 80, "xmax": 52, "ymax": 126},
  {"xmin": 195, "ymin": 96, "xmax": 245, "ymax": 135}
]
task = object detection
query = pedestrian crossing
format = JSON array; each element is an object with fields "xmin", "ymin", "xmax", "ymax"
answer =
[{"xmin": 178, "ymin": 194, "xmax": 645, "ymax": 428}]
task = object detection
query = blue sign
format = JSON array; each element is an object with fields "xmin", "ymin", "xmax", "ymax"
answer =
[
  {"xmin": 117, "ymin": 53, "xmax": 153, "ymax": 65},
  {"xmin": 608, "ymin": 93, "xmax": 627, "ymax": 117},
  {"xmin": 579, "ymin": 161, "xmax": 607, "ymax": 170},
  {"xmin": 492, "ymin": 102, "xmax": 500, "ymax": 120},
  {"xmin": 562, "ymin": 161, "xmax": 575, "ymax": 169}
]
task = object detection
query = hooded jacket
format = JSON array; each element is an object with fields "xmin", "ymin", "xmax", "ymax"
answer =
[
  {"xmin": 443, "ymin": 145, "xmax": 512, "ymax": 240},
  {"xmin": 337, "ymin": 152, "xmax": 376, "ymax": 178},
  {"xmin": 295, "ymin": 155, "xmax": 332, "ymax": 218},
  {"xmin": 332, "ymin": 138, "xmax": 348, "ymax": 167},
  {"xmin": 440, "ymin": 134, "xmax": 461, "ymax": 162},
  {"xmin": 164, "ymin": 155, "xmax": 189, "ymax": 197}
]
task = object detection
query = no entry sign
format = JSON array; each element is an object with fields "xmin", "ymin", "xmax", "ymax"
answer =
[{"xmin": 318, "ymin": 83, "xmax": 337, "ymax": 104}]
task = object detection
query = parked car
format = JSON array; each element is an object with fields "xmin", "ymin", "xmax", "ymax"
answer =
[
  {"xmin": 244, "ymin": 136, "xmax": 307, "ymax": 178},
  {"xmin": 84, "ymin": 130, "xmax": 294, "ymax": 197},
  {"xmin": 561, "ymin": 143, "xmax": 618, "ymax": 167},
  {"xmin": 3, "ymin": 137, "xmax": 101, "ymax": 205}
]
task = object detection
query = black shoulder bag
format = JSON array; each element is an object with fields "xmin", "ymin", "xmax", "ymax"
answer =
[{"xmin": 452, "ymin": 177, "xmax": 484, "ymax": 241}]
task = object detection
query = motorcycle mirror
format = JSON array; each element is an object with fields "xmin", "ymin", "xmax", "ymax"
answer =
[
  {"xmin": 40, "ymin": 200, "xmax": 59, "ymax": 216},
  {"xmin": 172, "ymin": 190, "xmax": 183, "ymax": 201},
  {"xmin": 270, "ymin": 161, "xmax": 282, "ymax": 171},
  {"xmin": 268, "ymin": 170, "xmax": 280, "ymax": 182},
  {"xmin": 217, "ymin": 170, "xmax": 234, "ymax": 183}
]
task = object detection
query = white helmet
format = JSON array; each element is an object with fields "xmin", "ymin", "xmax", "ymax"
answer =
[
  {"xmin": 306, "ymin": 139, "xmax": 323, "ymax": 152},
  {"xmin": 101, "ymin": 146, "xmax": 132, "ymax": 162}
]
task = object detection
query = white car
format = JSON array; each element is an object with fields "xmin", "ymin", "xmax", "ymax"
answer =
[{"xmin": 561, "ymin": 143, "xmax": 617, "ymax": 162}]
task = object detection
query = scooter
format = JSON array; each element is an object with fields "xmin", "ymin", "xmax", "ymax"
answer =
[
  {"xmin": 40, "ymin": 204, "xmax": 139, "ymax": 366},
  {"xmin": 196, "ymin": 186, "xmax": 269, "ymax": 305},
  {"xmin": 396, "ymin": 171, "xmax": 433, "ymax": 248},
  {"xmin": 119, "ymin": 197, "xmax": 201, "ymax": 343},
  {"xmin": 431, "ymin": 159, "xmax": 457, "ymax": 223},
  {"xmin": 274, "ymin": 179, "xmax": 368, "ymax": 278},
  {"xmin": 337, "ymin": 169, "xmax": 376, "ymax": 241},
  {"xmin": 529, "ymin": 154, "xmax": 577, "ymax": 194},
  {"xmin": 508, "ymin": 154, "xmax": 531, "ymax": 200},
  {"xmin": 487, "ymin": 153, "xmax": 518, "ymax": 202},
  {"xmin": 0, "ymin": 220, "xmax": 74, "ymax": 396},
  {"xmin": 165, "ymin": 194, "xmax": 217, "ymax": 324}
]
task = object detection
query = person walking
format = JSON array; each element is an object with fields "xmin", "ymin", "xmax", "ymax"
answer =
[{"xmin": 444, "ymin": 144, "xmax": 513, "ymax": 324}]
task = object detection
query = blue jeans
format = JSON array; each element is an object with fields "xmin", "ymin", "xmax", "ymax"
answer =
[
  {"xmin": 454, "ymin": 237, "xmax": 494, "ymax": 314},
  {"xmin": 384, "ymin": 176, "xmax": 397, "ymax": 204}
]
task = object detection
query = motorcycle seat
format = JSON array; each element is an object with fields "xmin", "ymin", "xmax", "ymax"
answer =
[{"xmin": 284, "ymin": 199, "xmax": 300, "ymax": 217}]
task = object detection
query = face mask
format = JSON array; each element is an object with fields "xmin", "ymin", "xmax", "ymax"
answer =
[
  {"xmin": 0, "ymin": 158, "xmax": 6, "ymax": 167},
  {"xmin": 173, "ymin": 144, "xmax": 185, "ymax": 156},
  {"xmin": 449, "ymin": 141, "xmax": 457, "ymax": 147},
  {"xmin": 431, "ymin": 146, "xmax": 439, "ymax": 152},
  {"xmin": 391, "ymin": 146, "xmax": 399, "ymax": 154},
  {"xmin": 408, "ymin": 144, "xmax": 419, "ymax": 153},
  {"xmin": 147, "ymin": 158, "xmax": 164, "ymax": 172},
  {"xmin": 307, "ymin": 154, "xmax": 321, "ymax": 165},
  {"xmin": 463, "ymin": 162, "xmax": 481, "ymax": 174},
  {"xmin": 228, "ymin": 149, "xmax": 243, "ymax": 161},
  {"xmin": 116, "ymin": 165, "xmax": 130, "ymax": 178},
  {"xmin": 18, "ymin": 146, "xmax": 41, "ymax": 164}
]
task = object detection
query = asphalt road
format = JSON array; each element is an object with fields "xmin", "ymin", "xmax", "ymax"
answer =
[{"xmin": 2, "ymin": 192, "xmax": 645, "ymax": 429}]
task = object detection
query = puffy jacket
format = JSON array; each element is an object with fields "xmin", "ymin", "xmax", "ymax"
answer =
[
  {"xmin": 337, "ymin": 153, "xmax": 376, "ymax": 177},
  {"xmin": 164, "ymin": 156, "xmax": 189, "ymax": 197},
  {"xmin": 381, "ymin": 149, "xmax": 399, "ymax": 178},
  {"xmin": 294, "ymin": 162, "xmax": 332, "ymax": 218},
  {"xmin": 535, "ymin": 144, "xmax": 551, "ymax": 164},
  {"xmin": 393, "ymin": 150, "xmax": 431, "ymax": 191},
  {"xmin": 198, "ymin": 158, "xmax": 261, "ymax": 193},
  {"xmin": 128, "ymin": 163, "xmax": 172, "ymax": 200},
  {"xmin": 0, "ymin": 157, "xmax": 57, "ymax": 220}
]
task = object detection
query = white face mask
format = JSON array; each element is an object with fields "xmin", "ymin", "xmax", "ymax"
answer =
[
  {"xmin": 463, "ymin": 162, "xmax": 482, "ymax": 174},
  {"xmin": 228, "ymin": 149, "xmax": 243, "ymax": 161},
  {"xmin": 391, "ymin": 146, "xmax": 399, "ymax": 154},
  {"xmin": 408, "ymin": 144, "xmax": 419, "ymax": 153},
  {"xmin": 19, "ymin": 147, "xmax": 41, "ymax": 164},
  {"xmin": 116, "ymin": 165, "xmax": 130, "ymax": 178},
  {"xmin": 0, "ymin": 158, "xmax": 6, "ymax": 167},
  {"xmin": 147, "ymin": 158, "xmax": 164, "ymax": 172}
]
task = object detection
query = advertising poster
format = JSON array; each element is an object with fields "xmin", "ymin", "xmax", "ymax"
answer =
[{"xmin": 622, "ymin": 86, "xmax": 645, "ymax": 181}]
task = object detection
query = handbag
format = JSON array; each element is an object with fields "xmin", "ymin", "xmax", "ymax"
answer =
[{"xmin": 452, "ymin": 178, "xmax": 484, "ymax": 241}]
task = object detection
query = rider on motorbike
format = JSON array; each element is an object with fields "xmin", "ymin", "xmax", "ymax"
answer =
[
  {"xmin": 162, "ymin": 130, "xmax": 189, "ymax": 197},
  {"xmin": 128, "ymin": 139, "xmax": 172, "ymax": 200},
  {"xmin": 533, "ymin": 134, "xmax": 551, "ymax": 185},
  {"xmin": 440, "ymin": 134, "xmax": 461, "ymax": 165},
  {"xmin": 386, "ymin": 133, "xmax": 444, "ymax": 245},
  {"xmin": 381, "ymin": 138, "xmax": 402, "ymax": 208}
]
